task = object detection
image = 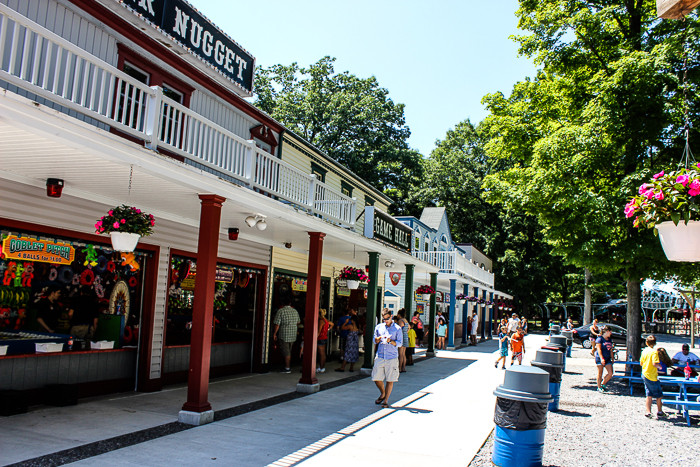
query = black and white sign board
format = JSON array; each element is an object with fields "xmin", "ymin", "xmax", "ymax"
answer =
[{"xmin": 119, "ymin": 0, "xmax": 255, "ymax": 95}]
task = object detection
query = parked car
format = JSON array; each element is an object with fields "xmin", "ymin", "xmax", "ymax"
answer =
[{"xmin": 572, "ymin": 323, "xmax": 630, "ymax": 348}]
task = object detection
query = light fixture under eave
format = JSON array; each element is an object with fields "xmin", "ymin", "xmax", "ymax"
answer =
[
  {"xmin": 256, "ymin": 218, "xmax": 267, "ymax": 230},
  {"xmin": 46, "ymin": 178, "xmax": 64, "ymax": 198},
  {"xmin": 245, "ymin": 216, "xmax": 258, "ymax": 227}
]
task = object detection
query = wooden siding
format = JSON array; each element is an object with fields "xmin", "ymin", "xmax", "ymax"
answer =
[
  {"xmin": 0, "ymin": 350, "xmax": 136, "ymax": 390},
  {"xmin": 189, "ymin": 90, "xmax": 271, "ymax": 142},
  {"xmin": 162, "ymin": 343, "xmax": 250, "ymax": 374},
  {"xmin": 0, "ymin": 178, "xmax": 271, "ymax": 382},
  {"xmin": 1, "ymin": 0, "xmax": 118, "ymax": 66}
]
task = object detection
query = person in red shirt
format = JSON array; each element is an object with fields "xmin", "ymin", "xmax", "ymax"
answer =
[
  {"xmin": 316, "ymin": 308, "xmax": 333, "ymax": 373},
  {"xmin": 510, "ymin": 327, "xmax": 525, "ymax": 365}
]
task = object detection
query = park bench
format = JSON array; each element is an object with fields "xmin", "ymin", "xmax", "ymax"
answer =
[{"xmin": 661, "ymin": 399, "xmax": 700, "ymax": 426}]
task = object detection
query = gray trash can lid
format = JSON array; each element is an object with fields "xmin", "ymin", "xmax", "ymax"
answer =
[
  {"xmin": 493, "ymin": 366, "xmax": 554, "ymax": 403},
  {"xmin": 561, "ymin": 330, "xmax": 573, "ymax": 338},
  {"xmin": 531, "ymin": 349, "xmax": 564, "ymax": 367},
  {"xmin": 550, "ymin": 335, "xmax": 568, "ymax": 347},
  {"xmin": 550, "ymin": 325, "xmax": 561, "ymax": 333}
]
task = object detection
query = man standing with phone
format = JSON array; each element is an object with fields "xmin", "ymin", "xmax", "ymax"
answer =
[{"xmin": 372, "ymin": 311, "xmax": 402, "ymax": 408}]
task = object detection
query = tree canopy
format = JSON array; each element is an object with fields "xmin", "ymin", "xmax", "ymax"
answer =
[
  {"xmin": 479, "ymin": 1, "xmax": 700, "ymax": 357},
  {"xmin": 254, "ymin": 56, "xmax": 422, "ymax": 214}
]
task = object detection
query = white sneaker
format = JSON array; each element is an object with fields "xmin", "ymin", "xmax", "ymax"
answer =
[
  {"xmin": 319, "ymin": 368, "xmax": 325, "ymax": 373},
  {"xmin": 316, "ymin": 367, "xmax": 321, "ymax": 372}
]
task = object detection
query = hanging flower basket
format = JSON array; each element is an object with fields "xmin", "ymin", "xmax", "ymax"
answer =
[
  {"xmin": 656, "ymin": 221, "xmax": 700, "ymax": 262},
  {"xmin": 625, "ymin": 166, "xmax": 700, "ymax": 261},
  {"xmin": 456, "ymin": 293, "xmax": 468, "ymax": 304},
  {"xmin": 416, "ymin": 285, "xmax": 435, "ymax": 301},
  {"xmin": 338, "ymin": 266, "xmax": 368, "ymax": 290},
  {"xmin": 96, "ymin": 205, "xmax": 155, "ymax": 253}
]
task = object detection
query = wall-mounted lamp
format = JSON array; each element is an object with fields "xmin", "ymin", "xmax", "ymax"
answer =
[
  {"xmin": 384, "ymin": 259, "xmax": 396, "ymax": 268},
  {"xmin": 228, "ymin": 228, "xmax": 239, "ymax": 240},
  {"xmin": 245, "ymin": 214, "xmax": 267, "ymax": 231},
  {"xmin": 284, "ymin": 242, "xmax": 292, "ymax": 249},
  {"xmin": 46, "ymin": 178, "xmax": 64, "ymax": 198}
]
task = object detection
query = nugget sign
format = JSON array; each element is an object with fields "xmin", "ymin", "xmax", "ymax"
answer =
[
  {"xmin": 2, "ymin": 236, "xmax": 75, "ymax": 264},
  {"xmin": 121, "ymin": 0, "xmax": 255, "ymax": 93}
]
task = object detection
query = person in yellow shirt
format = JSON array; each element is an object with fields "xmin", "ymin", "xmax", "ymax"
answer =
[
  {"xmin": 406, "ymin": 322, "xmax": 417, "ymax": 366},
  {"xmin": 640, "ymin": 335, "xmax": 666, "ymax": 419}
]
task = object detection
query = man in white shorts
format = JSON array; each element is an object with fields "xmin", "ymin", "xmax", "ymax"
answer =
[
  {"xmin": 372, "ymin": 311, "xmax": 403, "ymax": 408},
  {"xmin": 471, "ymin": 311, "xmax": 479, "ymax": 346}
]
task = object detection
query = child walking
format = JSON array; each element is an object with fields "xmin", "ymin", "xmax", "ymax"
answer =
[
  {"xmin": 510, "ymin": 327, "xmax": 524, "ymax": 365},
  {"xmin": 407, "ymin": 322, "xmax": 417, "ymax": 366},
  {"xmin": 495, "ymin": 326, "xmax": 509, "ymax": 369}
]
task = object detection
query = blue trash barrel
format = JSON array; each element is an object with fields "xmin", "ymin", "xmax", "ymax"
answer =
[
  {"xmin": 493, "ymin": 366, "xmax": 552, "ymax": 467},
  {"xmin": 493, "ymin": 426, "xmax": 546, "ymax": 467},
  {"xmin": 549, "ymin": 382, "xmax": 561, "ymax": 411},
  {"xmin": 531, "ymin": 349, "xmax": 564, "ymax": 412}
]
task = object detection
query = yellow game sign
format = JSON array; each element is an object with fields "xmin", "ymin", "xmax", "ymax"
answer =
[
  {"xmin": 292, "ymin": 278, "xmax": 307, "ymax": 292},
  {"xmin": 2, "ymin": 236, "xmax": 75, "ymax": 264}
]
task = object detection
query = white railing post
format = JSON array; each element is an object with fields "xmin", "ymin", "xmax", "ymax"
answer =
[
  {"xmin": 308, "ymin": 174, "xmax": 317, "ymax": 213},
  {"xmin": 144, "ymin": 85, "xmax": 162, "ymax": 151},
  {"xmin": 243, "ymin": 140, "xmax": 255, "ymax": 186},
  {"xmin": 349, "ymin": 197, "xmax": 357, "ymax": 227}
]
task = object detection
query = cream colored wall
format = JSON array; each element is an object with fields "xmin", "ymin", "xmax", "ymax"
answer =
[{"xmin": 280, "ymin": 138, "xmax": 391, "ymax": 234}]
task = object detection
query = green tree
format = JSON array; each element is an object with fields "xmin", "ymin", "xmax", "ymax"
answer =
[
  {"xmin": 481, "ymin": 1, "xmax": 700, "ymax": 359},
  {"xmin": 416, "ymin": 119, "xmax": 573, "ymax": 317},
  {"xmin": 254, "ymin": 57, "xmax": 422, "ymax": 214}
]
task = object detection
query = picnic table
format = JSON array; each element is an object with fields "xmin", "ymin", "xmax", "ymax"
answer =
[{"xmin": 612, "ymin": 361, "xmax": 700, "ymax": 426}]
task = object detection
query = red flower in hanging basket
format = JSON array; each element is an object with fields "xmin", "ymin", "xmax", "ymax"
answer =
[
  {"xmin": 338, "ymin": 266, "xmax": 369, "ymax": 283},
  {"xmin": 416, "ymin": 285, "xmax": 435, "ymax": 294},
  {"xmin": 96, "ymin": 205, "xmax": 155, "ymax": 236}
]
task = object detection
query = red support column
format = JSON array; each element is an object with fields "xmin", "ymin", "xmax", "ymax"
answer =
[
  {"xmin": 298, "ymin": 232, "xmax": 325, "ymax": 389},
  {"xmin": 181, "ymin": 194, "xmax": 226, "ymax": 418}
]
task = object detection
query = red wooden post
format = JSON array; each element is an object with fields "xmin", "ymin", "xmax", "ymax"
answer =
[
  {"xmin": 181, "ymin": 194, "xmax": 226, "ymax": 416},
  {"xmin": 299, "ymin": 232, "xmax": 325, "ymax": 388}
]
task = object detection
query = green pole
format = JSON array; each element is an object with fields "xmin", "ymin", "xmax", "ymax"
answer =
[
  {"xmin": 362, "ymin": 252, "xmax": 381, "ymax": 371},
  {"xmin": 404, "ymin": 264, "xmax": 415, "ymax": 315},
  {"xmin": 427, "ymin": 272, "xmax": 438, "ymax": 355}
]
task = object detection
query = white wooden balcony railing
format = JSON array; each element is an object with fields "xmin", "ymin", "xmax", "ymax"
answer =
[
  {"xmin": 413, "ymin": 251, "xmax": 495, "ymax": 287},
  {"xmin": 0, "ymin": 4, "xmax": 356, "ymax": 228}
]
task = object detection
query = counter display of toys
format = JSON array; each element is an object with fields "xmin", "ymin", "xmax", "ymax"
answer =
[{"xmin": 0, "ymin": 230, "xmax": 146, "ymax": 355}]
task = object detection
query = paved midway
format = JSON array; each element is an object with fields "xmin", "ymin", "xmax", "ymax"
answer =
[{"xmin": 2, "ymin": 336, "xmax": 549, "ymax": 467}]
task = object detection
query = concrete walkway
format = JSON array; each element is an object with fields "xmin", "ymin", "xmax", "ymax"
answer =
[{"xmin": 1, "ymin": 337, "xmax": 550, "ymax": 467}]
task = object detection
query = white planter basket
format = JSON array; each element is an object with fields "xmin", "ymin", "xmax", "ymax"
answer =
[
  {"xmin": 110, "ymin": 232, "xmax": 141, "ymax": 252},
  {"xmin": 35, "ymin": 343, "xmax": 63, "ymax": 353},
  {"xmin": 345, "ymin": 280, "xmax": 360, "ymax": 290},
  {"xmin": 458, "ymin": 299, "xmax": 466, "ymax": 305},
  {"xmin": 656, "ymin": 220, "xmax": 700, "ymax": 262},
  {"xmin": 91, "ymin": 341, "xmax": 115, "ymax": 350},
  {"xmin": 421, "ymin": 294, "xmax": 431, "ymax": 301}
]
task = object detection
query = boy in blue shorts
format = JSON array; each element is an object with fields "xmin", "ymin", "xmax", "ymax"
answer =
[
  {"xmin": 640, "ymin": 335, "xmax": 666, "ymax": 419},
  {"xmin": 495, "ymin": 326, "xmax": 509, "ymax": 369}
]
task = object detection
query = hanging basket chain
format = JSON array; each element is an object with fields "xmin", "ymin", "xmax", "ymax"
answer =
[
  {"xmin": 678, "ymin": 19, "xmax": 695, "ymax": 170},
  {"xmin": 128, "ymin": 165, "xmax": 134, "ymax": 197}
]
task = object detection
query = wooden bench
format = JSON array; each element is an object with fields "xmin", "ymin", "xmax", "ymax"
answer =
[{"xmin": 661, "ymin": 399, "xmax": 700, "ymax": 426}]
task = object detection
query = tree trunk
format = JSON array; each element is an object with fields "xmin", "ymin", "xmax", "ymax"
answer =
[
  {"xmin": 626, "ymin": 279, "xmax": 642, "ymax": 361},
  {"xmin": 584, "ymin": 268, "xmax": 592, "ymax": 325}
]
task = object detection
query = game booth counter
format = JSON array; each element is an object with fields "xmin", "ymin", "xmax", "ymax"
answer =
[{"xmin": 0, "ymin": 219, "xmax": 156, "ymax": 412}]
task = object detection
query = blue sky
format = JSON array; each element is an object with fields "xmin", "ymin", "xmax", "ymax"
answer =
[{"xmin": 198, "ymin": 0, "xmax": 538, "ymax": 156}]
